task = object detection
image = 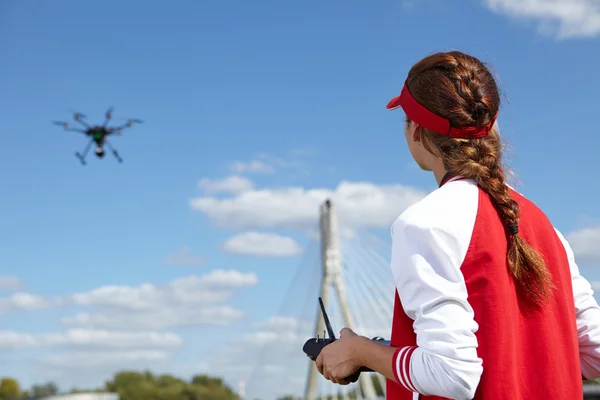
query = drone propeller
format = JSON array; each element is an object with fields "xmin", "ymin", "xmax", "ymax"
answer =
[
  {"xmin": 103, "ymin": 106, "xmax": 114, "ymax": 126},
  {"xmin": 65, "ymin": 109, "xmax": 91, "ymax": 128},
  {"xmin": 52, "ymin": 120, "xmax": 87, "ymax": 133},
  {"xmin": 120, "ymin": 118, "xmax": 143, "ymax": 127},
  {"xmin": 52, "ymin": 121, "xmax": 71, "ymax": 129},
  {"xmin": 66, "ymin": 109, "xmax": 87, "ymax": 120}
]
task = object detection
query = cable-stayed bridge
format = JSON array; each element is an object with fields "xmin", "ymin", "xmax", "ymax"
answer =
[{"xmin": 243, "ymin": 200, "xmax": 396, "ymax": 400}]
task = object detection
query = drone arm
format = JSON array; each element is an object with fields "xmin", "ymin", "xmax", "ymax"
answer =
[
  {"xmin": 53, "ymin": 121, "xmax": 88, "ymax": 133},
  {"xmin": 107, "ymin": 124, "xmax": 133, "ymax": 135},
  {"xmin": 110, "ymin": 119, "xmax": 142, "ymax": 133},
  {"xmin": 74, "ymin": 119, "xmax": 90, "ymax": 129},
  {"xmin": 63, "ymin": 127, "xmax": 87, "ymax": 133}
]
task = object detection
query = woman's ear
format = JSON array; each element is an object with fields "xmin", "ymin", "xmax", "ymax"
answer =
[{"xmin": 410, "ymin": 122, "xmax": 422, "ymax": 143}]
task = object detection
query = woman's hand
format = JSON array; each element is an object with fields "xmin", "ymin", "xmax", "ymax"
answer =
[{"xmin": 315, "ymin": 328, "xmax": 364, "ymax": 385}]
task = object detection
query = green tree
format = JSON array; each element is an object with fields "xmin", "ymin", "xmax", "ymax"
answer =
[
  {"xmin": 104, "ymin": 370, "xmax": 156, "ymax": 400},
  {"xmin": 0, "ymin": 378, "xmax": 21, "ymax": 400},
  {"xmin": 189, "ymin": 375, "xmax": 237, "ymax": 400},
  {"xmin": 102, "ymin": 370, "xmax": 238, "ymax": 400},
  {"xmin": 31, "ymin": 382, "xmax": 58, "ymax": 398}
]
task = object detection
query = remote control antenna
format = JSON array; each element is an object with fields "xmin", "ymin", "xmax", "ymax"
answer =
[{"xmin": 318, "ymin": 297, "xmax": 336, "ymax": 340}]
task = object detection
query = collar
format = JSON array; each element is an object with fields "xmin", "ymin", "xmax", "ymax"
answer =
[{"xmin": 439, "ymin": 172, "xmax": 466, "ymax": 188}]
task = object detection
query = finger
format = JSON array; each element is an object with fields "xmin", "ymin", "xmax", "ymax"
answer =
[
  {"xmin": 338, "ymin": 377, "xmax": 350, "ymax": 386},
  {"xmin": 340, "ymin": 327, "xmax": 354, "ymax": 336},
  {"xmin": 329, "ymin": 370, "xmax": 340, "ymax": 385},
  {"xmin": 328, "ymin": 372, "xmax": 337, "ymax": 384},
  {"xmin": 316, "ymin": 354, "xmax": 324, "ymax": 375},
  {"xmin": 322, "ymin": 365, "xmax": 330, "ymax": 381}
]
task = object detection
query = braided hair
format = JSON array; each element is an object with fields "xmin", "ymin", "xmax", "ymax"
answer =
[{"xmin": 406, "ymin": 51, "xmax": 554, "ymax": 307}]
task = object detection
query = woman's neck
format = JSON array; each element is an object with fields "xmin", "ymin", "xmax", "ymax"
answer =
[{"xmin": 432, "ymin": 162, "xmax": 448, "ymax": 187}]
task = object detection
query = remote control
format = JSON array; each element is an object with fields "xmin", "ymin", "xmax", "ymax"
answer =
[{"xmin": 302, "ymin": 297, "xmax": 390, "ymax": 383}]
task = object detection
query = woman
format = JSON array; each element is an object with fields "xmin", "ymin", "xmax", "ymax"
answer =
[{"xmin": 315, "ymin": 51, "xmax": 600, "ymax": 399}]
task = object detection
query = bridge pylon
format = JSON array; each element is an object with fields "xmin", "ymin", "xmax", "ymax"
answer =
[{"xmin": 303, "ymin": 199, "xmax": 379, "ymax": 399}]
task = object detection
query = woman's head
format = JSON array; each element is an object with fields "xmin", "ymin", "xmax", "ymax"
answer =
[
  {"xmin": 391, "ymin": 51, "xmax": 501, "ymax": 172},
  {"xmin": 389, "ymin": 50, "xmax": 554, "ymax": 308}
]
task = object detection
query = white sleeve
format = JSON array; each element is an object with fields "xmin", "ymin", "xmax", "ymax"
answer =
[
  {"xmin": 554, "ymin": 228, "xmax": 600, "ymax": 379},
  {"xmin": 390, "ymin": 215, "xmax": 483, "ymax": 400}
]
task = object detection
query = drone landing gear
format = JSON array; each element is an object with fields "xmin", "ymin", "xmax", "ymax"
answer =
[
  {"xmin": 104, "ymin": 139, "xmax": 123, "ymax": 163},
  {"xmin": 75, "ymin": 139, "xmax": 94, "ymax": 166},
  {"xmin": 75, "ymin": 152, "xmax": 87, "ymax": 165},
  {"xmin": 112, "ymin": 150, "xmax": 123, "ymax": 163},
  {"xmin": 73, "ymin": 139, "xmax": 123, "ymax": 165}
]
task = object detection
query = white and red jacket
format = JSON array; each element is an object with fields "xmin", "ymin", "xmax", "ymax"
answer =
[{"xmin": 386, "ymin": 176, "xmax": 600, "ymax": 399}]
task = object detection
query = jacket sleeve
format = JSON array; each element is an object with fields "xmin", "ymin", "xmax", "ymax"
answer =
[
  {"xmin": 390, "ymin": 215, "xmax": 483, "ymax": 400},
  {"xmin": 555, "ymin": 228, "xmax": 600, "ymax": 380}
]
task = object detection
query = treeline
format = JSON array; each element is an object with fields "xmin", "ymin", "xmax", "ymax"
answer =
[{"xmin": 0, "ymin": 371, "xmax": 238, "ymax": 400}]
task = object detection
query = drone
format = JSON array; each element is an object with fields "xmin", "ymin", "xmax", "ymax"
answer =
[{"xmin": 52, "ymin": 107, "xmax": 143, "ymax": 165}]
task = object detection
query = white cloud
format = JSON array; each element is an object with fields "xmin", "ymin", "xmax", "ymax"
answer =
[
  {"xmin": 62, "ymin": 305, "xmax": 245, "ymax": 330},
  {"xmin": 253, "ymin": 316, "xmax": 313, "ymax": 331},
  {"xmin": 163, "ymin": 247, "xmax": 205, "ymax": 267},
  {"xmin": 198, "ymin": 176, "xmax": 254, "ymax": 195},
  {"xmin": 190, "ymin": 180, "xmax": 426, "ymax": 233},
  {"xmin": 0, "ymin": 329, "xmax": 181, "ymax": 350},
  {"xmin": 41, "ymin": 349, "xmax": 170, "ymax": 368},
  {"xmin": 69, "ymin": 269, "xmax": 257, "ymax": 311},
  {"xmin": 566, "ymin": 226, "xmax": 600, "ymax": 265},
  {"xmin": 62, "ymin": 270, "xmax": 257, "ymax": 330},
  {"xmin": 0, "ymin": 271, "xmax": 258, "ymax": 389},
  {"xmin": 0, "ymin": 292, "xmax": 57, "ymax": 314},
  {"xmin": 483, "ymin": 0, "xmax": 600, "ymax": 39},
  {"xmin": 0, "ymin": 275, "xmax": 23, "ymax": 291},
  {"xmin": 222, "ymin": 232, "xmax": 303, "ymax": 258},
  {"xmin": 0, "ymin": 270, "xmax": 257, "ymax": 330},
  {"xmin": 239, "ymin": 330, "xmax": 306, "ymax": 347},
  {"xmin": 195, "ymin": 269, "xmax": 259, "ymax": 287},
  {"xmin": 230, "ymin": 160, "xmax": 275, "ymax": 174},
  {"xmin": 255, "ymin": 151, "xmax": 312, "ymax": 177}
]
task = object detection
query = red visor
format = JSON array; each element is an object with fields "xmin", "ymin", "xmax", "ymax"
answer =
[{"xmin": 386, "ymin": 81, "xmax": 497, "ymax": 139}]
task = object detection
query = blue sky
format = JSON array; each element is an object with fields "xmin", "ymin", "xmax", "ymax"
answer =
[{"xmin": 1, "ymin": 0, "xmax": 600, "ymax": 398}]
